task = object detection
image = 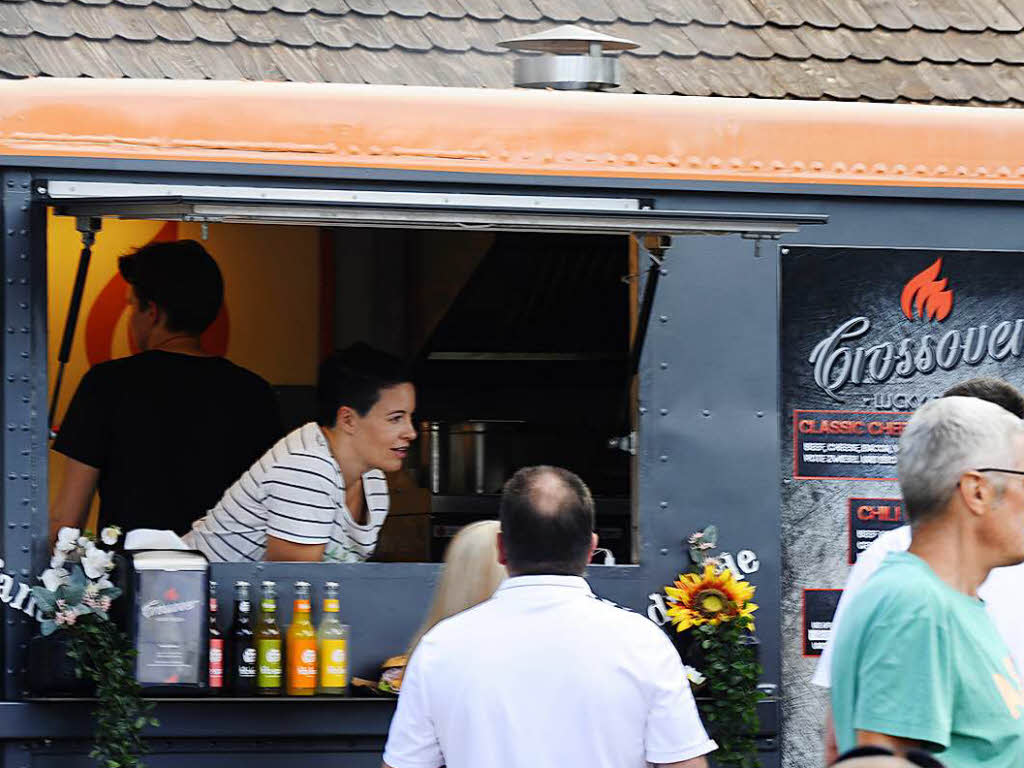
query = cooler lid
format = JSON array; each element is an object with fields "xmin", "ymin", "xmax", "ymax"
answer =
[{"xmin": 131, "ymin": 550, "xmax": 208, "ymax": 571}]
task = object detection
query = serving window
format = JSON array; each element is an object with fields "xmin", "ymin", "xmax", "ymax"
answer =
[{"xmin": 43, "ymin": 179, "xmax": 824, "ymax": 566}]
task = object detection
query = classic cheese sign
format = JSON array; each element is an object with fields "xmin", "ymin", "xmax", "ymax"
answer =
[{"xmin": 780, "ymin": 246, "xmax": 1024, "ymax": 759}]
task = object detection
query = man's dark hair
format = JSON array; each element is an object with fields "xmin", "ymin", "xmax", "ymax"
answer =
[
  {"xmin": 942, "ymin": 377, "xmax": 1024, "ymax": 418},
  {"xmin": 499, "ymin": 466, "xmax": 595, "ymax": 576},
  {"xmin": 317, "ymin": 343, "xmax": 410, "ymax": 425},
  {"xmin": 118, "ymin": 239, "xmax": 223, "ymax": 336}
]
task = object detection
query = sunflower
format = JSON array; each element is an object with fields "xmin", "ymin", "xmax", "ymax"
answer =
[{"xmin": 664, "ymin": 563, "xmax": 758, "ymax": 632}]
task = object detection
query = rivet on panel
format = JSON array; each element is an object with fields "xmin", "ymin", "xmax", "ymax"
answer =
[
  {"xmin": 639, "ymin": 407, "xmax": 647, "ymax": 415},
  {"xmin": 659, "ymin": 362, "xmax": 668, "ymax": 370},
  {"xmin": 702, "ymin": 409, "xmax": 711, "ymax": 417},
  {"xmin": 659, "ymin": 268, "xmax": 668, "ymax": 276},
  {"xmin": 756, "ymin": 411, "xmax": 764, "ymax": 418},
  {"xmin": 659, "ymin": 501, "xmax": 668, "ymax": 509},
  {"xmin": 6, "ymin": 230, "xmax": 12, "ymax": 236},
  {"xmin": 659, "ymin": 408, "xmax": 668, "ymax": 416},
  {"xmin": 658, "ymin": 315, "xmax": 668, "ymax": 323},
  {"xmin": 659, "ymin": 455, "xmax": 668, "ymax": 462},
  {"xmin": 659, "ymin": 548, "xmax": 669, "ymax": 555}
]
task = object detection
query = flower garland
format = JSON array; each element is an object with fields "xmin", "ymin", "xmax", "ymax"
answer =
[
  {"xmin": 663, "ymin": 526, "xmax": 763, "ymax": 768},
  {"xmin": 32, "ymin": 527, "xmax": 157, "ymax": 768}
]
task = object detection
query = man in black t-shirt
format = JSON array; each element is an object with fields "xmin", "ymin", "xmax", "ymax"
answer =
[{"xmin": 50, "ymin": 239, "xmax": 282, "ymax": 539}]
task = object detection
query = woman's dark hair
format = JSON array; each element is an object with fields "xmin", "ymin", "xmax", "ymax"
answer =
[
  {"xmin": 499, "ymin": 466, "xmax": 595, "ymax": 576},
  {"xmin": 118, "ymin": 239, "xmax": 223, "ymax": 336},
  {"xmin": 316, "ymin": 343, "xmax": 410, "ymax": 425}
]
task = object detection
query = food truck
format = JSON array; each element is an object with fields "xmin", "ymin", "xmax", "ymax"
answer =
[{"xmin": 2, "ymin": 76, "xmax": 1024, "ymax": 767}]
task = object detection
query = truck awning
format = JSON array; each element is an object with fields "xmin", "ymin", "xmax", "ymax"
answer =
[{"xmin": 41, "ymin": 180, "xmax": 828, "ymax": 237}]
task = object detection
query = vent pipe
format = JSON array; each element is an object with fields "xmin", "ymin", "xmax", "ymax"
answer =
[{"xmin": 498, "ymin": 25, "xmax": 639, "ymax": 91}]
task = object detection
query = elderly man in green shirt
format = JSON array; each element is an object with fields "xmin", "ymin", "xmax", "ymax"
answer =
[{"xmin": 831, "ymin": 396, "xmax": 1024, "ymax": 767}]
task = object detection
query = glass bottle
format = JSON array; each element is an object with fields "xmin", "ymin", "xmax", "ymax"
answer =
[
  {"xmin": 255, "ymin": 580, "xmax": 282, "ymax": 696},
  {"xmin": 318, "ymin": 581, "xmax": 349, "ymax": 696},
  {"xmin": 230, "ymin": 580, "xmax": 256, "ymax": 696},
  {"xmin": 287, "ymin": 581, "xmax": 318, "ymax": 696},
  {"xmin": 208, "ymin": 580, "xmax": 224, "ymax": 695}
]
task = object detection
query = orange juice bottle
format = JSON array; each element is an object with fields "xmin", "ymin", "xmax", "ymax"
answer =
[{"xmin": 287, "ymin": 581, "xmax": 317, "ymax": 696}]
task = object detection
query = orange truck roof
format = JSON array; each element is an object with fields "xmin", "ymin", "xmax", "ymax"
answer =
[{"xmin": 3, "ymin": 78, "xmax": 1024, "ymax": 189}]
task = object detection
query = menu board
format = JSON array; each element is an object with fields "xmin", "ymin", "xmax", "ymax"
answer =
[
  {"xmin": 802, "ymin": 589, "xmax": 842, "ymax": 657},
  {"xmin": 848, "ymin": 497, "xmax": 905, "ymax": 564},
  {"xmin": 780, "ymin": 246, "xmax": 1024, "ymax": 758}
]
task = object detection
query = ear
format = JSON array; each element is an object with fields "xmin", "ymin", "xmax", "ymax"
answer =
[
  {"xmin": 496, "ymin": 530, "xmax": 508, "ymax": 567},
  {"xmin": 335, "ymin": 405, "xmax": 360, "ymax": 435},
  {"xmin": 589, "ymin": 532, "xmax": 599, "ymax": 561},
  {"xmin": 957, "ymin": 471, "xmax": 990, "ymax": 517}
]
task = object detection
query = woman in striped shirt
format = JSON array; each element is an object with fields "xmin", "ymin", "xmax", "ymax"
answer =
[{"xmin": 187, "ymin": 344, "xmax": 416, "ymax": 563}]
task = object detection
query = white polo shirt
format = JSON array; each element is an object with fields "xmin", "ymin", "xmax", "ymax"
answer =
[
  {"xmin": 813, "ymin": 524, "xmax": 1024, "ymax": 687},
  {"xmin": 383, "ymin": 575, "xmax": 717, "ymax": 768}
]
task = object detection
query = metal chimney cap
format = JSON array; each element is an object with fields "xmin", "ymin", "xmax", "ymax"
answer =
[{"xmin": 497, "ymin": 24, "xmax": 640, "ymax": 55}]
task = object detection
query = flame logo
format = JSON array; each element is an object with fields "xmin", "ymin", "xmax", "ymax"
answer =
[{"xmin": 900, "ymin": 258, "xmax": 953, "ymax": 322}]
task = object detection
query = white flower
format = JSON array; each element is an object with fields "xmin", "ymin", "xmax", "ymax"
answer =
[
  {"xmin": 82, "ymin": 548, "xmax": 113, "ymax": 579},
  {"xmin": 95, "ymin": 577, "xmax": 114, "ymax": 591},
  {"xmin": 40, "ymin": 567, "xmax": 69, "ymax": 592},
  {"xmin": 55, "ymin": 527, "xmax": 80, "ymax": 553},
  {"xmin": 49, "ymin": 553, "xmax": 65, "ymax": 570},
  {"xmin": 100, "ymin": 526, "xmax": 121, "ymax": 546},
  {"xmin": 683, "ymin": 665, "xmax": 706, "ymax": 686}
]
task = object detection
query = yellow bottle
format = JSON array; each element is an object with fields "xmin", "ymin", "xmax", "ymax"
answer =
[
  {"xmin": 287, "ymin": 581, "xmax": 317, "ymax": 696},
  {"xmin": 318, "ymin": 581, "xmax": 349, "ymax": 696}
]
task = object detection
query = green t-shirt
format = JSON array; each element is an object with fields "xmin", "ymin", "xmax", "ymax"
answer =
[{"xmin": 831, "ymin": 551, "xmax": 1024, "ymax": 767}]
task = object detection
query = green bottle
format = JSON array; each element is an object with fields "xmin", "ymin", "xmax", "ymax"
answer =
[{"xmin": 256, "ymin": 580, "xmax": 282, "ymax": 695}]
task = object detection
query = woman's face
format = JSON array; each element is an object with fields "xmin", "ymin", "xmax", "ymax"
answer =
[{"xmin": 352, "ymin": 383, "xmax": 417, "ymax": 472}]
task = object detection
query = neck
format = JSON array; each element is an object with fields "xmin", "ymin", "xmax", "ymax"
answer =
[
  {"xmin": 907, "ymin": 513, "xmax": 992, "ymax": 597},
  {"xmin": 320, "ymin": 425, "xmax": 368, "ymax": 489},
  {"xmin": 146, "ymin": 329, "xmax": 205, "ymax": 356}
]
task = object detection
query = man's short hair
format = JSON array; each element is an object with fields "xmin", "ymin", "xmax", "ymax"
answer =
[
  {"xmin": 898, "ymin": 396, "xmax": 1024, "ymax": 525},
  {"xmin": 118, "ymin": 239, "xmax": 223, "ymax": 336},
  {"xmin": 943, "ymin": 377, "xmax": 1024, "ymax": 418},
  {"xmin": 316, "ymin": 343, "xmax": 410, "ymax": 424},
  {"xmin": 499, "ymin": 466, "xmax": 595, "ymax": 576}
]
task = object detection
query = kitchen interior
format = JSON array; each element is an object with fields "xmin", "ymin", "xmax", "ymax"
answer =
[{"xmin": 306, "ymin": 225, "xmax": 637, "ymax": 565}]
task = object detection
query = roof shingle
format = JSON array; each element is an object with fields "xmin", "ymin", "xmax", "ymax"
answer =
[{"xmin": 2, "ymin": 0, "xmax": 1024, "ymax": 108}]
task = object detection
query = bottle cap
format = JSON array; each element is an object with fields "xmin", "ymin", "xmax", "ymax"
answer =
[
  {"xmin": 235, "ymin": 580, "xmax": 250, "ymax": 587},
  {"xmin": 325, "ymin": 581, "xmax": 339, "ymax": 589},
  {"xmin": 294, "ymin": 581, "xmax": 311, "ymax": 589},
  {"xmin": 261, "ymin": 580, "xmax": 276, "ymax": 588}
]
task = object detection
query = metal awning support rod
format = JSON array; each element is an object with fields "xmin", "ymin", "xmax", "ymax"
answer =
[
  {"xmin": 49, "ymin": 216, "xmax": 101, "ymax": 437},
  {"xmin": 628, "ymin": 236, "xmax": 666, "ymax": 378}
]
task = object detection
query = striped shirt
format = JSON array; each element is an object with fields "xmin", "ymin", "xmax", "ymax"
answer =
[{"xmin": 186, "ymin": 422, "xmax": 389, "ymax": 563}]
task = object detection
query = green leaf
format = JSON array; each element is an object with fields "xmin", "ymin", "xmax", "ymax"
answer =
[
  {"xmin": 69, "ymin": 564, "xmax": 87, "ymax": 587},
  {"xmin": 31, "ymin": 587, "xmax": 57, "ymax": 613},
  {"xmin": 61, "ymin": 583, "xmax": 85, "ymax": 606},
  {"xmin": 702, "ymin": 525, "xmax": 718, "ymax": 546}
]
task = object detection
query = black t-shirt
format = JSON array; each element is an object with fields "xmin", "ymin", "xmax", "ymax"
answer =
[{"xmin": 53, "ymin": 351, "xmax": 283, "ymax": 535}]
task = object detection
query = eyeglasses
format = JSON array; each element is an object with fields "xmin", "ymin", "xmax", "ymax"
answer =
[{"xmin": 975, "ymin": 468, "xmax": 1024, "ymax": 477}]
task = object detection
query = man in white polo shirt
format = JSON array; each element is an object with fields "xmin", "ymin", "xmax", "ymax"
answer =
[{"xmin": 383, "ymin": 465, "xmax": 716, "ymax": 768}]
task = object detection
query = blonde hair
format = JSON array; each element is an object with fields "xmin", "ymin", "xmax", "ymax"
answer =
[{"xmin": 408, "ymin": 520, "xmax": 506, "ymax": 656}]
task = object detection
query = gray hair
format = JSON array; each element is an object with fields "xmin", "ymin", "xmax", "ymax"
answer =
[{"xmin": 899, "ymin": 395, "xmax": 1024, "ymax": 524}]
